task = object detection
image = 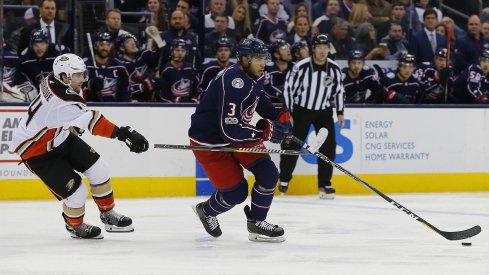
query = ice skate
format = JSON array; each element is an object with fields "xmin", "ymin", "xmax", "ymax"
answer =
[
  {"xmin": 192, "ymin": 202, "xmax": 222, "ymax": 237},
  {"xmin": 278, "ymin": 181, "xmax": 289, "ymax": 195},
  {"xmin": 100, "ymin": 209, "xmax": 134, "ymax": 232},
  {"xmin": 319, "ymin": 187, "xmax": 335, "ymax": 200},
  {"xmin": 65, "ymin": 222, "xmax": 103, "ymax": 239},
  {"xmin": 244, "ymin": 205, "xmax": 285, "ymax": 243}
]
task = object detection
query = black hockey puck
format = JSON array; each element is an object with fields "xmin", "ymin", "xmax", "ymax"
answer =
[{"xmin": 462, "ymin": 242, "xmax": 472, "ymax": 246}]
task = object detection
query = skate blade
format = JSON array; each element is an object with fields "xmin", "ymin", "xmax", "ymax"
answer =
[
  {"xmin": 105, "ymin": 224, "xmax": 134, "ymax": 233},
  {"xmin": 192, "ymin": 205, "xmax": 198, "ymax": 215},
  {"xmin": 248, "ymin": 233, "xmax": 285, "ymax": 243},
  {"xmin": 70, "ymin": 233, "xmax": 104, "ymax": 239}
]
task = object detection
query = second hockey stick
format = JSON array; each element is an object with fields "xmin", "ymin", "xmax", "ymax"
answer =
[{"xmin": 290, "ymin": 134, "xmax": 482, "ymax": 241}]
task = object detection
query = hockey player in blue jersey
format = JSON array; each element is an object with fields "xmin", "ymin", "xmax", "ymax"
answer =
[
  {"xmin": 115, "ymin": 33, "xmax": 159, "ymax": 102},
  {"xmin": 414, "ymin": 48, "xmax": 453, "ymax": 104},
  {"xmin": 196, "ymin": 37, "xmax": 234, "ymax": 95},
  {"xmin": 450, "ymin": 49, "xmax": 489, "ymax": 104},
  {"xmin": 342, "ymin": 50, "xmax": 384, "ymax": 103},
  {"xmin": 19, "ymin": 28, "xmax": 69, "ymax": 87},
  {"xmin": 1, "ymin": 38, "xmax": 37, "ymax": 102},
  {"xmin": 263, "ymin": 39, "xmax": 293, "ymax": 104},
  {"xmin": 155, "ymin": 38, "xmax": 198, "ymax": 102},
  {"xmin": 384, "ymin": 54, "xmax": 423, "ymax": 104},
  {"xmin": 189, "ymin": 38, "xmax": 292, "ymax": 242},
  {"xmin": 83, "ymin": 32, "xmax": 131, "ymax": 102}
]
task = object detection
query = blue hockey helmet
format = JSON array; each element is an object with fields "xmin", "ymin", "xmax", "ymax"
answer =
[
  {"xmin": 290, "ymin": 41, "xmax": 308, "ymax": 55},
  {"xmin": 480, "ymin": 49, "xmax": 489, "ymax": 60},
  {"xmin": 94, "ymin": 32, "xmax": 113, "ymax": 44},
  {"xmin": 348, "ymin": 50, "xmax": 365, "ymax": 61},
  {"xmin": 215, "ymin": 37, "xmax": 233, "ymax": 50},
  {"xmin": 30, "ymin": 28, "xmax": 49, "ymax": 44},
  {"xmin": 268, "ymin": 39, "xmax": 289, "ymax": 55},
  {"xmin": 399, "ymin": 53, "xmax": 415, "ymax": 65},
  {"xmin": 116, "ymin": 33, "xmax": 138, "ymax": 50},
  {"xmin": 236, "ymin": 38, "xmax": 270, "ymax": 61},
  {"xmin": 435, "ymin": 48, "xmax": 448, "ymax": 59},
  {"xmin": 171, "ymin": 38, "xmax": 187, "ymax": 51}
]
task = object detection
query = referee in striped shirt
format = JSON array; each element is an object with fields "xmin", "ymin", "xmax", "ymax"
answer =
[{"xmin": 279, "ymin": 34, "xmax": 345, "ymax": 199}]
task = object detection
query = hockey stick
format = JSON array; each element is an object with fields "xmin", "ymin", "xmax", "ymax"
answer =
[
  {"xmin": 290, "ymin": 135, "xmax": 482, "ymax": 241},
  {"xmin": 86, "ymin": 33, "xmax": 97, "ymax": 70},
  {"xmin": 154, "ymin": 144, "xmax": 311, "ymax": 155},
  {"xmin": 154, "ymin": 128, "xmax": 329, "ymax": 155}
]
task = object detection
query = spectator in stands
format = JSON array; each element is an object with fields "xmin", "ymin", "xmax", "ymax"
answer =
[
  {"xmin": 18, "ymin": 0, "xmax": 72, "ymax": 54},
  {"xmin": 435, "ymin": 23, "xmax": 447, "ymax": 36},
  {"xmin": 415, "ymin": 48, "xmax": 452, "ymax": 103},
  {"xmin": 155, "ymin": 39, "xmax": 198, "ymax": 103},
  {"xmin": 157, "ymin": 10, "xmax": 200, "ymax": 68},
  {"xmin": 176, "ymin": 0, "xmax": 197, "ymax": 32},
  {"xmin": 205, "ymin": 0, "xmax": 236, "ymax": 32},
  {"xmin": 482, "ymin": 20, "xmax": 489, "ymax": 40},
  {"xmin": 355, "ymin": 22, "xmax": 386, "ymax": 60},
  {"xmin": 263, "ymin": 39, "xmax": 293, "ymax": 104},
  {"xmin": 258, "ymin": 0, "xmax": 290, "ymax": 21},
  {"xmin": 285, "ymin": 15, "xmax": 311, "ymax": 45},
  {"xmin": 380, "ymin": 21, "xmax": 409, "ymax": 60},
  {"xmin": 383, "ymin": 54, "xmax": 422, "ymax": 104},
  {"xmin": 451, "ymin": 49, "xmax": 489, "ymax": 104},
  {"xmin": 312, "ymin": 0, "xmax": 340, "ymax": 36},
  {"xmin": 329, "ymin": 18, "xmax": 357, "ymax": 60},
  {"xmin": 415, "ymin": 0, "xmax": 442, "ymax": 24},
  {"xmin": 290, "ymin": 40, "xmax": 310, "ymax": 62},
  {"xmin": 115, "ymin": 33, "xmax": 159, "ymax": 102},
  {"xmin": 196, "ymin": 37, "xmax": 234, "ymax": 95},
  {"xmin": 287, "ymin": 3, "xmax": 309, "ymax": 34},
  {"xmin": 9, "ymin": 7, "xmax": 39, "ymax": 53},
  {"xmin": 145, "ymin": 0, "xmax": 169, "ymax": 31},
  {"xmin": 441, "ymin": 16, "xmax": 466, "ymax": 41},
  {"xmin": 253, "ymin": 0, "xmax": 288, "ymax": 44},
  {"xmin": 398, "ymin": 0, "xmax": 423, "ymax": 35},
  {"xmin": 342, "ymin": 50, "xmax": 384, "ymax": 103},
  {"xmin": 19, "ymin": 29, "xmax": 69, "ymax": 87},
  {"xmin": 409, "ymin": 9, "xmax": 447, "ymax": 63},
  {"xmin": 204, "ymin": 15, "xmax": 236, "ymax": 58},
  {"xmin": 453, "ymin": 15, "xmax": 489, "ymax": 73},
  {"xmin": 312, "ymin": 0, "xmax": 353, "ymax": 21},
  {"xmin": 119, "ymin": 0, "xmax": 147, "ymax": 23},
  {"xmin": 84, "ymin": 32, "xmax": 131, "ymax": 102},
  {"xmin": 349, "ymin": 3, "xmax": 372, "ymax": 33},
  {"xmin": 232, "ymin": 4, "xmax": 252, "ymax": 42},
  {"xmin": 363, "ymin": 0, "xmax": 392, "ymax": 37},
  {"xmin": 389, "ymin": 1, "xmax": 407, "ymax": 32}
]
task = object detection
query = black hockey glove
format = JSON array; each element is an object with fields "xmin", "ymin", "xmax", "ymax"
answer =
[
  {"xmin": 116, "ymin": 126, "xmax": 149, "ymax": 153},
  {"xmin": 256, "ymin": 119, "xmax": 291, "ymax": 144},
  {"xmin": 89, "ymin": 76, "xmax": 104, "ymax": 92}
]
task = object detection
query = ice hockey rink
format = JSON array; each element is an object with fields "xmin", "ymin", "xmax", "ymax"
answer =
[{"xmin": 0, "ymin": 192, "xmax": 488, "ymax": 275}]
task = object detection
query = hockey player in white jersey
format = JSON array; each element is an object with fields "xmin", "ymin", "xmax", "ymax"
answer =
[{"xmin": 9, "ymin": 53, "xmax": 149, "ymax": 239}]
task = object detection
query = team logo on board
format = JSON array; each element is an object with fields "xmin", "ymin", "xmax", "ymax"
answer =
[{"xmin": 232, "ymin": 78, "xmax": 244, "ymax": 88}]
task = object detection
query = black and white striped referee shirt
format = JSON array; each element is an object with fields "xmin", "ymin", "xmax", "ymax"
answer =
[{"xmin": 284, "ymin": 57, "xmax": 345, "ymax": 114}]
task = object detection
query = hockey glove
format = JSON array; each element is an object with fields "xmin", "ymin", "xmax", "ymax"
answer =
[
  {"xmin": 89, "ymin": 76, "xmax": 104, "ymax": 92},
  {"xmin": 276, "ymin": 109, "xmax": 291, "ymax": 123},
  {"xmin": 256, "ymin": 119, "xmax": 291, "ymax": 144},
  {"xmin": 116, "ymin": 126, "xmax": 149, "ymax": 153}
]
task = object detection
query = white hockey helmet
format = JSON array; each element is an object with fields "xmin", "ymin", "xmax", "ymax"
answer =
[{"xmin": 53, "ymin": 53, "xmax": 88, "ymax": 82}]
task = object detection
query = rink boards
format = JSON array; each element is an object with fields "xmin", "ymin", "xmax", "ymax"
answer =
[{"xmin": 1, "ymin": 105, "xmax": 489, "ymax": 199}]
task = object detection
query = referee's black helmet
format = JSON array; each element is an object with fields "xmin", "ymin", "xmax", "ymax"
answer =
[{"xmin": 312, "ymin": 34, "xmax": 330, "ymax": 48}]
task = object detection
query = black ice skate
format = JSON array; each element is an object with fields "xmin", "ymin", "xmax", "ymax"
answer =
[
  {"xmin": 100, "ymin": 209, "xmax": 134, "ymax": 232},
  {"xmin": 65, "ymin": 223, "xmax": 103, "ymax": 239},
  {"xmin": 278, "ymin": 181, "xmax": 289, "ymax": 195},
  {"xmin": 244, "ymin": 205, "xmax": 285, "ymax": 243},
  {"xmin": 192, "ymin": 202, "xmax": 222, "ymax": 237},
  {"xmin": 319, "ymin": 187, "xmax": 335, "ymax": 200}
]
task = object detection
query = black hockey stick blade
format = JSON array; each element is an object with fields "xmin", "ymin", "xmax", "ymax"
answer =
[
  {"xmin": 290, "ymin": 135, "xmax": 482, "ymax": 241},
  {"xmin": 437, "ymin": 225, "xmax": 481, "ymax": 241},
  {"xmin": 154, "ymin": 143, "xmax": 312, "ymax": 155}
]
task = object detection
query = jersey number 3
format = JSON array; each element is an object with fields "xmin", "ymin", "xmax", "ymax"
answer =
[
  {"xmin": 26, "ymin": 96, "xmax": 43, "ymax": 126},
  {"xmin": 227, "ymin": 103, "xmax": 236, "ymax": 116}
]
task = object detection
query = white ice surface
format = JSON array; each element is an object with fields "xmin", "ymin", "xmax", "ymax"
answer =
[{"xmin": 0, "ymin": 193, "xmax": 488, "ymax": 275}]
